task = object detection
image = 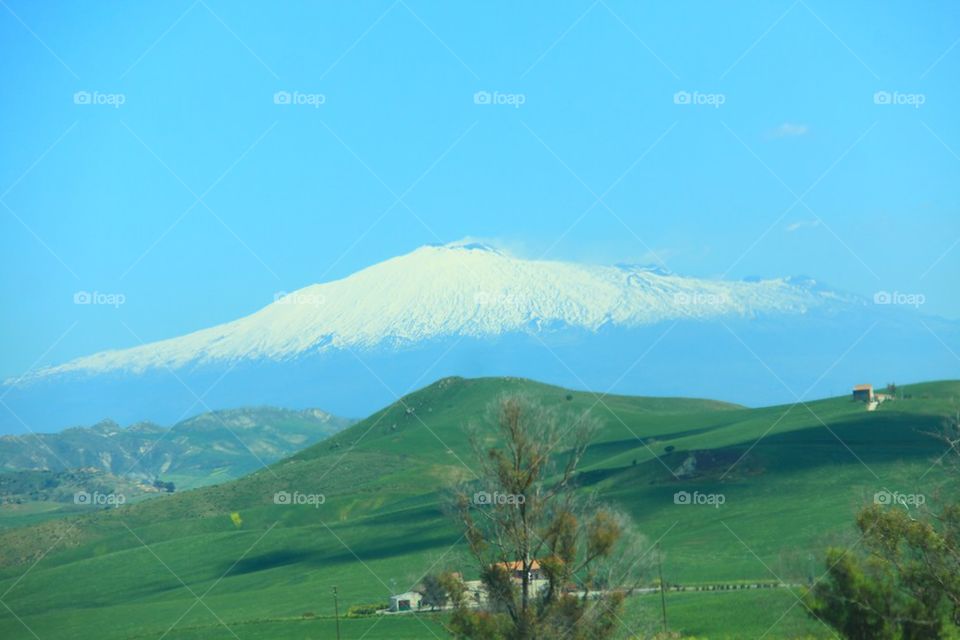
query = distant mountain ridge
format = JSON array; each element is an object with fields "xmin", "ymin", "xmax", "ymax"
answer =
[
  {"xmin": 0, "ymin": 468, "xmax": 170, "ymax": 507},
  {"xmin": 0, "ymin": 407, "xmax": 352, "ymax": 486}
]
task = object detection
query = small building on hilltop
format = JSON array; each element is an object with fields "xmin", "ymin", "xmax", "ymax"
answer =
[{"xmin": 852, "ymin": 384, "xmax": 874, "ymax": 402}]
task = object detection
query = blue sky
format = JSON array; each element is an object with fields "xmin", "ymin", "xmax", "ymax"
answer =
[{"xmin": 1, "ymin": 0, "xmax": 958, "ymax": 377}]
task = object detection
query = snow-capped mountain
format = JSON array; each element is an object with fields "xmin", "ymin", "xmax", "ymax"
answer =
[
  {"xmin": 2, "ymin": 242, "xmax": 956, "ymax": 433},
  {"xmin": 26, "ymin": 243, "xmax": 852, "ymax": 379}
]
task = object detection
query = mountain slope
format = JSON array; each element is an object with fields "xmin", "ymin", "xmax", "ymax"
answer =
[
  {"xmin": 0, "ymin": 377, "xmax": 955, "ymax": 640},
  {"xmin": 24, "ymin": 243, "xmax": 850, "ymax": 379}
]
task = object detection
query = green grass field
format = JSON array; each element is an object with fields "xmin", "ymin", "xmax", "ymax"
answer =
[
  {"xmin": 0, "ymin": 501, "xmax": 89, "ymax": 531},
  {"xmin": 0, "ymin": 377, "xmax": 956, "ymax": 639}
]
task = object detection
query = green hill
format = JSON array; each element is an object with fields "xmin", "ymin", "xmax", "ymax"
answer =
[{"xmin": 0, "ymin": 377, "xmax": 956, "ymax": 640}]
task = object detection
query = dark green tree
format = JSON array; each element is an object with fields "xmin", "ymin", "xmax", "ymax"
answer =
[
  {"xmin": 807, "ymin": 408, "xmax": 960, "ymax": 639},
  {"xmin": 421, "ymin": 573, "xmax": 449, "ymax": 611}
]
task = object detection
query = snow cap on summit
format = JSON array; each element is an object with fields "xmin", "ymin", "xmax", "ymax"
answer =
[{"xmin": 21, "ymin": 246, "xmax": 854, "ymax": 382}]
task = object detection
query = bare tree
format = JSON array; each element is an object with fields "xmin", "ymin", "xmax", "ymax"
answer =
[{"xmin": 448, "ymin": 395, "xmax": 650, "ymax": 640}]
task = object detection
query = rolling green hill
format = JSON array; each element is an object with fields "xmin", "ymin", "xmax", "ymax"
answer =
[{"xmin": 0, "ymin": 377, "xmax": 956, "ymax": 640}]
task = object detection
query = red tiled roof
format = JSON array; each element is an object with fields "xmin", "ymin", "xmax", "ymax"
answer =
[{"xmin": 495, "ymin": 560, "xmax": 541, "ymax": 571}]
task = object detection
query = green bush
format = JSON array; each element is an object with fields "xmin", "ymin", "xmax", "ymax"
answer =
[{"xmin": 346, "ymin": 602, "xmax": 388, "ymax": 617}]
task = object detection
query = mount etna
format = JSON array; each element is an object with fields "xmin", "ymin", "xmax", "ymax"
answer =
[{"xmin": 3, "ymin": 242, "xmax": 957, "ymax": 432}]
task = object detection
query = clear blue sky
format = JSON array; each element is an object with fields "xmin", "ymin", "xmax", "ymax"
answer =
[{"xmin": 1, "ymin": 0, "xmax": 958, "ymax": 377}]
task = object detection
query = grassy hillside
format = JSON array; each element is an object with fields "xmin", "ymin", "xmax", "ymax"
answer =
[{"xmin": 0, "ymin": 377, "xmax": 956, "ymax": 639}]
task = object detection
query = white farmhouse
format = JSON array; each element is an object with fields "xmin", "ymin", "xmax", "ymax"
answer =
[{"xmin": 389, "ymin": 591, "xmax": 423, "ymax": 612}]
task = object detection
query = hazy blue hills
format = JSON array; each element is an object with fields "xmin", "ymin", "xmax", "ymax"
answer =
[{"xmin": 0, "ymin": 406, "xmax": 353, "ymax": 489}]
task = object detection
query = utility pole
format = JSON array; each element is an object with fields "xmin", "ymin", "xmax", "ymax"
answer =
[
  {"xmin": 333, "ymin": 585, "xmax": 342, "ymax": 640},
  {"xmin": 657, "ymin": 544, "xmax": 668, "ymax": 633}
]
